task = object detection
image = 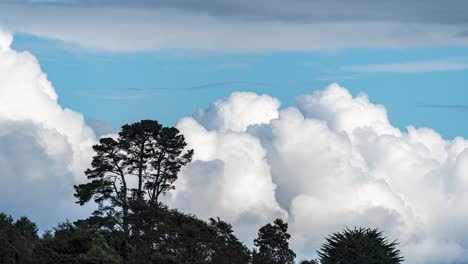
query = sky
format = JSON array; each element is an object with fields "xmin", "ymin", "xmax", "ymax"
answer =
[
  {"xmin": 1, "ymin": 1, "xmax": 468, "ymax": 263},
  {"xmin": 8, "ymin": 31, "xmax": 468, "ymax": 139}
]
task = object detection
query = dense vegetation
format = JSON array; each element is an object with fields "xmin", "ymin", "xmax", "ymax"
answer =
[
  {"xmin": 0, "ymin": 120, "xmax": 404, "ymax": 264},
  {"xmin": 317, "ymin": 228, "xmax": 403, "ymax": 264}
]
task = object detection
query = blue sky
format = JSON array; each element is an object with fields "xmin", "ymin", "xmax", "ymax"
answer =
[{"xmin": 11, "ymin": 34, "xmax": 468, "ymax": 139}]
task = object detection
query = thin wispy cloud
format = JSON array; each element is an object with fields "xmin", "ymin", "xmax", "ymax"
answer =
[
  {"xmin": 7, "ymin": 0, "xmax": 468, "ymax": 24},
  {"xmin": 457, "ymin": 30, "xmax": 468, "ymax": 38},
  {"xmin": 76, "ymin": 90, "xmax": 148, "ymax": 100},
  {"xmin": 86, "ymin": 118, "xmax": 115, "ymax": 137},
  {"xmin": 347, "ymin": 58, "xmax": 468, "ymax": 73},
  {"xmin": 210, "ymin": 62, "xmax": 251, "ymax": 70},
  {"xmin": 74, "ymin": 83, "xmax": 270, "ymax": 99},
  {"xmin": 190, "ymin": 81, "xmax": 272, "ymax": 90},
  {"xmin": 417, "ymin": 104, "xmax": 468, "ymax": 110},
  {"xmin": 1, "ymin": 1, "xmax": 468, "ymax": 51},
  {"xmin": 315, "ymin": 75, "xmax": 357, "ymax": 82}
]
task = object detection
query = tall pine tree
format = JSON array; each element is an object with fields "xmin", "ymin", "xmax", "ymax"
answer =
[{"xmin": 74, "ymin": 120, "xmax": 193, "ymax": 260}]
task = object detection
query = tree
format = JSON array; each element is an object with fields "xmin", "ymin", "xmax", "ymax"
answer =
[
  {"xmin": 299, "ymin": 260, "xmax": 319, "ymax": 264},
  {"xmin": 131, "ymin": 206, "xmax": 216, "ymax": 264},
  {"xmin": 32, "ymin": 221, "xmax": 122, "ymax": 264},
  {"xmin": 14, "ymin": 217, "xmax": 38, "ymax": 264},
  {"xmin": 74, "ymin": 120, "xmax": 193, "ymax": 259},
  {"xmin": 0, "ymin": 213, "xmax": 38, "ymax": 264},
  {"xmin": 252, "ymin": 218, "xmax": 296, "ymax": 264},
  {"xmin": 157, "ymin": 210, "xmax": 216, "ymax": 263},
  {"xmin": 317, "ymin": 227, "xmax": 403, "ymax": 264},
  {"xmin": 209, "ymin": 217, "xmax": 251, "ymax": 264},
  {"xmin": 0, "ymin": 213, "xmax": 18, "ymax": 264}
]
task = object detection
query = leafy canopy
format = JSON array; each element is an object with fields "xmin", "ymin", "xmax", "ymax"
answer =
[
  {"xmin": 253, "ymin": 218, "xmax": 296, "ymax": 264},
  {"xmin": 317, "ymin": 227, "xmax": 404, "ymax": 264},
  {"xmin": 74, "ymin": 120, "xmax": 194, "ymax": 260}
]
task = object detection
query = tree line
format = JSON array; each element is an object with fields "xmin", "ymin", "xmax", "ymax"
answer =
[{"xmin": 0, "ymin": 120, "xmax": 404, "ymax": 264}]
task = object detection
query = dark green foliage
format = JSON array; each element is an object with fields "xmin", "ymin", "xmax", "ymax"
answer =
[
  {"xmin": 33, "ymin": 222, "xmax": 122, "ymax": 264},
  {"xmin": 299, "ymin": 260, "xmax": 319, "ymax": 264},
  {"xmin": 0, "ymin": 213, "xmax": 20, "ymax": 264},
  {"xmin": 149, "ymin": 207, "xmax": 217, "ymax": 263},
  {"xmin": 74, "ymin": 120, "xmax": 194, "ymax": 259},
  {"xmin": 74, "ymin": 119, "xmax": 193, "ymax": 211},
  {"xmin": 127, "ymin": 205, "xmax": 250, "ymax": 264},
  {"xmin": 209, "ymin": 217, "xmax": 251, "ymax": 264},
  {"xmin": 0, "ymin": 213, "xmax": 38, "ymax": 264},
  {"xmin": 252, "ymin": 218, "xmax": 296, "ymax": 264},
  {"xmin": 317, "ymin": 227, "xmax": 403, "ymax": 264}
]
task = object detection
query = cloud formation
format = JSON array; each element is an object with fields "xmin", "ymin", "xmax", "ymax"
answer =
[
  {"xmin": 0, "ymin": 29, "xmax": 96, "ymax": 229},
  {"xmin": 0, "ymin": 1, "xmax": 468, "ymax": 51},
  {"xmin": 170, "ymin": 83, "xmax": 468, "ymax": 263},
  {"xmin": 4, "ymin": 28, "xmax": 468, "ymax": 263},
  {"xmin": 347, "ymin": 58, "xmax": 468, "ymax": 73},
  {"xmin": 7, "ymin": 0, "xmax": 468, "ymax": 24}
]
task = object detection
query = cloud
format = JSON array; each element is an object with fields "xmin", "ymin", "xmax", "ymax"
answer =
[
  {"xmin": 5, "ymin": 25, "xmax": 468, "ymax": 263},
  {"xmin": 6, "ymin": 0, "xmax": 468, "ymax": 24},
  {"xmin": 87, "ymin": 119, "xmax": 115, "ymax": 137},
  {"xmin": 167, "ymin": 83, "xmax": 468, "ymax": 263},
  {"xmin": 0, "ymin": 29, "xmax": 96, "ymax": 229},
  {"xmin": 169, "ymin": 119, "xmax": 287, "ymax": 242},
  {"xmin": 76, "ymin": 90, "xmax": 146, "ymax": 100},
  {"xmin": 417, "ymin": 104, "xmax": 468, "ymax": 111},
  {"xmin": 0, "ymin": 29, "xmax": 13, "ymax": 51},
  {"xmin": 190, "ymin": 81, "xmax": 271, "ymax": 90},
  {"xmin": 346, "ymin": 58, "xmax": 468, "ymax": 73},
  {"xmin": 169, "ymin": 92, "xmax": 287, "ymax": 242},
  {"xmin": 1, "ymin": 2, "xmax": 468, "ymax": 51},
  {"xmin": 192, "ymin": 91, "xmax": 281, "ymax": 132},
  {"xmin": 457, "ymin": 30, "xmax": 468, "ymax": 37}
]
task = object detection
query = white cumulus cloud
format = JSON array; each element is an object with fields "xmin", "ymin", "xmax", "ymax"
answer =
[
  {"xmin": 169, "ymin": 83, "xmax": 468, "ymax": 263},
  {"xmin": 4, "ymin": 26, "xmax": 468, "ymax": 263},
  {"xmin": 0, "ymin": 29, "xmax": 96, "ymax": 229}
]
